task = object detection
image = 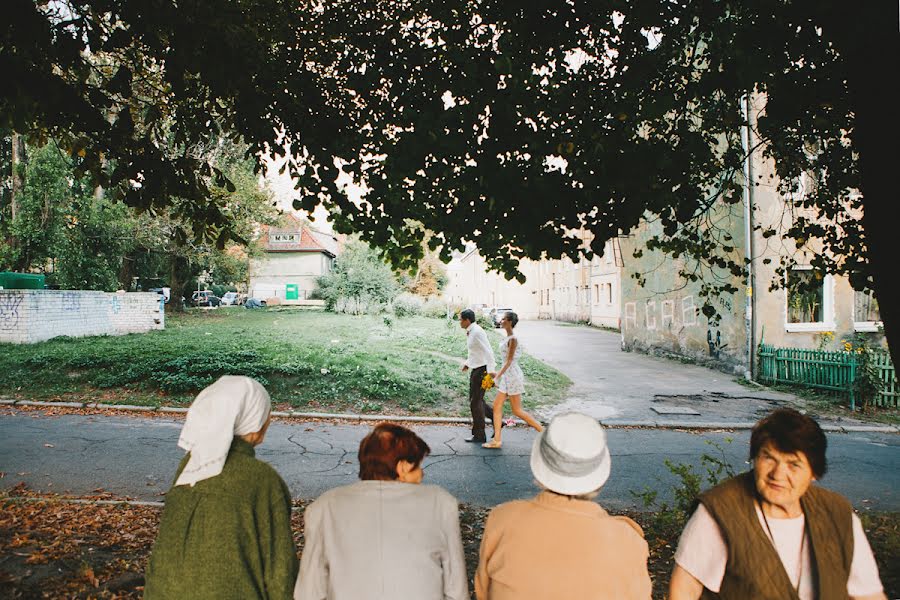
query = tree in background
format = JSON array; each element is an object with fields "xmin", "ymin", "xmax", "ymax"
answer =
[
  {"xmin": 316, "ymin": 239, "xmax": 399, "ymax": 315},
  {"xmin": 402, "ymin": 254, "xmax": 449, "ymax": 298},
  {"xmin": 0, "ymin": 136, "xmax": 276, "ymax": 300}
]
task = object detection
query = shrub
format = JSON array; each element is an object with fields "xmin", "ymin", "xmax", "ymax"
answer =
[
  {"xmin": 632, "ymin": 439, "xmax": 737, "ymax": 534},
  {"xmin": 392, "ymin": 293, "xmax": 425, "ymax": 317},
  {"xmin": 423, "ymin": 297, "xmax": 463, "ymax": 319}
]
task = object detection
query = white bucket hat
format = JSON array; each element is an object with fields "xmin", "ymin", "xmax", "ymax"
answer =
[{"xmin": 530, "ymin": 412, "xmax": 611, "ymax": 496}]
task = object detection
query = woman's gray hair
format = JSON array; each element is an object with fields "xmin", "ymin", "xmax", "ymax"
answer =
[{"xmin": 536, "ymin": 481, "xmax": 601, "ymax": 501}]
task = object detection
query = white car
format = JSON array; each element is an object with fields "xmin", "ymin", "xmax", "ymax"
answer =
[
  {"xmin": 489, "ymin": 307, "xmax": 514, "ymax": 327},
  {"xmin": 220, "ymin": 291, "xmax": 239, "ymax": 306}
]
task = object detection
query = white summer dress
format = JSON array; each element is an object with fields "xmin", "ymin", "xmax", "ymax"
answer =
[{"xmin": 496, "ymin": 335, "xmax": 525, "ymax": 395}]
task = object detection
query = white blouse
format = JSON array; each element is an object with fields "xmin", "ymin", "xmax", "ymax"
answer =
[{"xmin": 674, "ymin": 503, "xmax": 884, "ymax": 598}]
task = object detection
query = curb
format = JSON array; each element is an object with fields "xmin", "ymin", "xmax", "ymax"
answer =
[{"xmin": 3, "ymin": 399, "xmax": 898, "ymax": 434}]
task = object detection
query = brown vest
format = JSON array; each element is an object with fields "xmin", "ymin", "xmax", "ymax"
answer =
[{"xmin": 698, "ymin": 472, "xmax": 853, "ymax": 600}]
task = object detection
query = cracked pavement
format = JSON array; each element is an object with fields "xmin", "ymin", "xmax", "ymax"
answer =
[
  {"xmin": 2, "ymin": 412, "xmax": 898, "ymax": 510},
  {"xmin": 514, "ymin": 320, "xmax": 819, "ymax": 423}
]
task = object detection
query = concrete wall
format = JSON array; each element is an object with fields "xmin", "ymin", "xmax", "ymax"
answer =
[
  {"xmin": 620, "ymin": 211, "xmax": 751, "ymax": 373},
  {"xmin": 249, "ymin": 252, "xmax": 331, "ymax": 305},
  {"xmin": 0, "ymin": 290, "xmax": 164, "ymax": 344}
]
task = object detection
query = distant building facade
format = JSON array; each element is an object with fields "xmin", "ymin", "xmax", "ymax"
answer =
[
  {"xmin": 248, "ymin": 215, "xmax": 340, "ymax": 304},
  {"xmin": 620, "ymin": 102, "xmax": 883, "ymax": 374},
  {"xmin": 444, "ymin": 234, "xmax": 623, "ymax": 328}
]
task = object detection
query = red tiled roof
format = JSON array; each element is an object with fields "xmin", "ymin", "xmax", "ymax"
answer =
[{"xmin": 262, "ymin": 224, "xmax": 337, "ymax": 256}]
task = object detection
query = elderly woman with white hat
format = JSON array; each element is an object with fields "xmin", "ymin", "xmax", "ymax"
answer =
[
  {"xmin": 475, "ymin": 412, "xmax": 652, "ymax": 600},
  {"xmin": 144, "ymin": 376, "xmax": 298, "ymax": 599}
]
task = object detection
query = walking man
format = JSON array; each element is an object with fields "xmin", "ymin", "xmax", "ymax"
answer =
[{"xmin": 460, "ymin": 308, "xmax": 495, "ymax": 443}]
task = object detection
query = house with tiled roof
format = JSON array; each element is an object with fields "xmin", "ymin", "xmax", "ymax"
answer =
[{"xmin": 248, "ymin": 214, "xmax": 340, "ymax": 304}]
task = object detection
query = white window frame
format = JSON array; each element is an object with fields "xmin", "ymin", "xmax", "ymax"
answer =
[
  {"xmin": 784, "ymin": 266, "xmax": 835, "ymax": 333},
  {"xmin": 853, "ymin": 288, "xmax": 883, "ymax": 333}
]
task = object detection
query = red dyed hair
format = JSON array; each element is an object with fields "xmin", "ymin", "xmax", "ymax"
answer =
[{"xmin": 358, "ymin": 423, "xmax": 431, "ymax": 481}]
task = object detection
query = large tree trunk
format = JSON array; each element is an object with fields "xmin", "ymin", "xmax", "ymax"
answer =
[
  {"xmin": 168, "ymin": 254, "xmax": 190, "ymax": 313},
  {"xmin": 7, "ymin": 133, "xmax": 26, "ymax": 263},
  {"xmin": 10, "ymin": 133, "xmax": 25, "ymax": 223},
  {"xmin": 835, "ymin": 4, "xmax": 900, "ymax": 370}
]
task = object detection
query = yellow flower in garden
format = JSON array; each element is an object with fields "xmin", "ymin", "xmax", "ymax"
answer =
[
  {"xmin": 481, "ymin": 373, "xmax": 494, "ymax": 390},
  {"xmin": 843, "ymin": 341, "xmax": 853, "ymax": 352}
]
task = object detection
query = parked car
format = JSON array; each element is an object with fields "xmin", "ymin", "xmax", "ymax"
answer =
[
  {"xmin": 149, "ymin": 287, "xmax": 171, "ymax": 303},
  {"xmin": 190, "ymin": 290, "xmax": 220, "ymax": 307},
  {"xmin": 244, "ymin": 297, "xmax": 267, "ymax": 309},
  {"xmin": 220, "ymin": 291, "xmax": 241, "ymax": 306},
  {"xmin": 489, "ymin": 307, "xmax": 514, "ymax": 327}
]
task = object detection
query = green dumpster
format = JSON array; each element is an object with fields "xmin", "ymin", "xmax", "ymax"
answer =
[
  {"xmin": 0, "ymin": 272, "xmax": 45, "ymax": 289},
  {"xmin": 285, "ymin": 283, "xmax": 299, "ymax": 300}
]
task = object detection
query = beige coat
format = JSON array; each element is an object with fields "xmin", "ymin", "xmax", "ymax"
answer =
[
  {"xmin": 295, "ymin": 481, "xmax": 469, "ymax": 600},
  {"xmin": 475, "ymin": 491, "xmax": 652, "ymax": 600}
]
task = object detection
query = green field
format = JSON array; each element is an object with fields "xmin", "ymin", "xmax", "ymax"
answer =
[{"xmin": 0, "ymin": 308, "xmax": 571, "ymax": 416}]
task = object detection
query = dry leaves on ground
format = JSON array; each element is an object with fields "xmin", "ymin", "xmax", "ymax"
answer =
[{"xmin": 2, "ymin": 485, "xmax": 896, "ymax": 600}]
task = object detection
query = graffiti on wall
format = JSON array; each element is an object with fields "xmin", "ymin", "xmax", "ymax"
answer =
[
  {"xmin": 624, "ymin": 295, "xmax": 698, "ymax": 330},
  {"xmin": 110, "ymin": 296, "xmax": 122, "ymax": 314},
  {"xmin": 62, "ymin": 292, "xmax": 81, "ymax": 312},
  {"xmin": 0, "ymin": 292, "xmax": 24, "ymax": 330},
  {"xmin": 707, "ymin": 329, "xmax": 728, "ymax": 358}
]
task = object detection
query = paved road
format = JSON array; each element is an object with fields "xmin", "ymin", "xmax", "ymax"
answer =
[
  {"xmin": 515, "ymin": 320, "xmax": 804, "ymax": 423},
  {"xmin": 2, "ymin": 412, "xmax": 897, "ymax": 510}
]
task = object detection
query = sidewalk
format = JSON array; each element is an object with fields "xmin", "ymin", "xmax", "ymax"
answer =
[
  {"xmin": 2, "ymin": 397, "xmax": 896, "ymax": 433},
  {"xmin": 512, "ymin": 320, "xmax": 896, "ymax": 431}
]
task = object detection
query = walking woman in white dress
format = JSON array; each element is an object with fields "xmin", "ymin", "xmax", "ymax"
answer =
[{"xmin": 482, "ymin": 311, "xmax": 543, "ymax": 449}]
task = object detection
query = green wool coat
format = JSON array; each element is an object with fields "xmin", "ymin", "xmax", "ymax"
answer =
[{"xmin": 144, "ymin": 438, "xmax": 298, "ymax": 600}]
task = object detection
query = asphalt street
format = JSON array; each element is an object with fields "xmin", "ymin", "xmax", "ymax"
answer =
[
  {"xmin": 514, "ymin": 320, "xmax": 804, "ymax": 423},
  {"xmin": 2, "ymin": 411, "xmax": 897, "ymax": 511}
]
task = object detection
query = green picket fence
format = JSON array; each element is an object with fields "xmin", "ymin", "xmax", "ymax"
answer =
[{"xmin": 758, "ymin": 344, "xmax": 898, "ymax": 409}]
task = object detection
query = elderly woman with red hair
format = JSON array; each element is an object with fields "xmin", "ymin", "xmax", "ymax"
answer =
[{"xmin": 294, "ymin": 423, "xmax": 469, "ymax": 600}]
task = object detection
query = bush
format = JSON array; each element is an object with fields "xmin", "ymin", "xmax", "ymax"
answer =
[
  {"xmin": 476, "ymin": 314, "xmax": 495, "ymax": 331},
  {"xmin": 393, "ymin": 293, "xmax": 425, "ymax": 317},
  {"xmin": 316, "ymin": 240, "xmax": 399, "ymax": 314},
  {"xmin": 423, "ymin": 297, "xmax": 463, "ymax": 319},
  {"xmin": 632, "ymin": 439, "xmax": 736, "ymax": 534}
]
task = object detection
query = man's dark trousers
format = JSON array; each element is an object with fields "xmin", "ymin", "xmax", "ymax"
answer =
[{"xmin": 469, "ymin": 365, "xmax": 492, "ymax": 441}]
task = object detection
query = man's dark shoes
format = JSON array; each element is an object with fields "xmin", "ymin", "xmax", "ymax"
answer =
[{"xmin": 464, "ymin": 436, "xmax": 487, "ymax": 443}]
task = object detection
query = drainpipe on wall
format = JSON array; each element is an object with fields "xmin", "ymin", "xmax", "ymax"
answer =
[{"xmin": 740, "ymin": 94, "xmax": 758, "ymax": 379}]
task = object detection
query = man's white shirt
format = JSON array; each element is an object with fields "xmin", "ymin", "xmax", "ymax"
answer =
[{"xmin": 465, "ymin": 323, "xmax": 495, "ymax": 370}]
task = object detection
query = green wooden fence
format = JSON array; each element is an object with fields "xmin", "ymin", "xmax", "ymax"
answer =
[{"xmin": 758, "ymin": 344, "xmax": 898, "ymax": 409}]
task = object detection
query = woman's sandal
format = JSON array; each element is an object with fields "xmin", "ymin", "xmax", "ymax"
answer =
[{"xmin": 482, "ymin": 439, "xmax": 502, "ymax": 449}]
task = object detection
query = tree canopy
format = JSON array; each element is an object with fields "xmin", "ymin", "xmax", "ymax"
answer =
[{"xmin": 3, "ymin": 1, "xmax": 897, "ymax": 361}]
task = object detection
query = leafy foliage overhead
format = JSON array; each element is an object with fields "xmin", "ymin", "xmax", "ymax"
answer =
[
  {"xmin": 4, "ymin": 1, "xmax": 896, "ymax": 357},
  {"xmin": 4, "ymin": 2, "xmax": 879, "ymax": 277}
]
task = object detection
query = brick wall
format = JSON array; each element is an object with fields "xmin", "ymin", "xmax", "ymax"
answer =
[{"xmin": 0, "ymin": 290, "xmax": 164, "ymax": 344}]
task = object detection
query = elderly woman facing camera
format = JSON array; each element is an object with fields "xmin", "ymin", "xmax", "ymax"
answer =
[
  {"xmin": 475, "ymin": 412, "xmax": 652, "ymax": 600},
  {"xmin": 145, "ymin": 376, "xmax": 297, "ymax": 599},
  {"xmin": 669, "ymin": 408, "xmax": 886, "ymax": 600},
  {"xmin": 294, "ymin": 423, "xmax": 469, "ymax": 600}
]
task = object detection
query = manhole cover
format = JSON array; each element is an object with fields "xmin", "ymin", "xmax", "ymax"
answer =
[{"xmin": 651, "ymin": 406, "xmax": 701, "ymax": 416}]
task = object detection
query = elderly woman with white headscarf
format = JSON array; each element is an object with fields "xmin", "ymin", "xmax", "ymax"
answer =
[{"xmin": 145, "ymin": 376, "xmax": 298, "ymax": 600}]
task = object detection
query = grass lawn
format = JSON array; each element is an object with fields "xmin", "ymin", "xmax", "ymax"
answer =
[{"xmin": 0, "ymin": 307, "xmax": 571, "ymax": 416}]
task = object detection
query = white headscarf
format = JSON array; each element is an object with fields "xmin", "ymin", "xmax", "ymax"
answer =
[{"xmin": 174, "ymin": 375, "xmax": 271, "ymax": 487}]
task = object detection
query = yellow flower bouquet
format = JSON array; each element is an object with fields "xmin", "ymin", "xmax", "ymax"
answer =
[{"xmin": 481, "ymin": 373, "xmax": 495, "ymax": 390}]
